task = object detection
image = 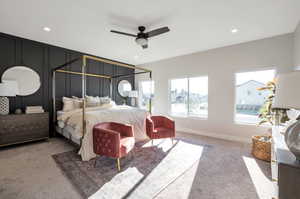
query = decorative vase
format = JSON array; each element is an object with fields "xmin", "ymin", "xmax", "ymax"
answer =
[
  {"xmin": 285, "ymin": 120, "xmax": 300, "ymax": 162},
  {"xmin": 0, "ymin": 97, "xmax": 9, "ymax": 115},
  {"xmin": 15, "ymin": 108, "xmax": 22, "ymax": 114}
]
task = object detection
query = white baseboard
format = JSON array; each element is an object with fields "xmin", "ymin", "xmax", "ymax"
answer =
[{"xmin": 177, "ymin": 127, "xmax": 251, "ymax": 144}]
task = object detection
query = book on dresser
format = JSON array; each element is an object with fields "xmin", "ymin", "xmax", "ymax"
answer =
[
  {"xmin": 25, "ymin": 106, "xmax": 45, "ymax": 114},
  {"xmin": 0, "ymin": 112, "xmax": 49, "ymax": 147},
  {"xmin": 271, "ymin": 126, "xmax": 300, "ymax": 199}
]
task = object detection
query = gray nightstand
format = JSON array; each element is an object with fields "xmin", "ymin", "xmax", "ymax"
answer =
[{"xmin": 0, "ymin": 112, "xmax": 49, "ymax": 147}]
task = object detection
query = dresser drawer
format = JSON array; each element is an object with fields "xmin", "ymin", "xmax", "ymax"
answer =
[{"xmin": 0, "ymin": 113, "xmax": 49, "ymax": 146}]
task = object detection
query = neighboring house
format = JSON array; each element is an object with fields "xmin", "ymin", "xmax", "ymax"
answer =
[{"xmin": 236, "ymin": 80, "xmax": 267, "ymax": 105}]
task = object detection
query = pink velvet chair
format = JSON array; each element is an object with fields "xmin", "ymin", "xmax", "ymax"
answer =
[
  {"xmin": 146, "ymin": 116, "xmax": 175, "ymax": 145},
  {"xmin": 93, "ymin": 122, "xmax": 135, "ymax": 171}
]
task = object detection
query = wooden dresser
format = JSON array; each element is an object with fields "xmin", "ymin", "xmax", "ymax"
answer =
[
  {"xmin": 271, "ymin": 126, "xmax": 300, "ymax": 199},
  {"xmin": 0, "ymin": 113, "xmax": 49, "ymax": 147}
]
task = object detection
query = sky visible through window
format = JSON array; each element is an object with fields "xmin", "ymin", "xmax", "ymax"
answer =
[
  {"xmin": 139, "ymin": 80, "xmax": 154, "ymax": 111},
  {"xmin": 236, "ymin": 70, "xmax": 275, "ymax": 85},
  {"xmin": 171, "ymin": 77, "xmax": 208, "ymax": 95},
  {"xmin": 170, "ymin": 78, "xmax": 187, "ymax": 92},
  {"xmin": 141, "ymin": 81, "xmax": 154, "ymax": 94},
  {"xmin": 190, "ymin": 77, "xmax": 208, "ymax": 95}
]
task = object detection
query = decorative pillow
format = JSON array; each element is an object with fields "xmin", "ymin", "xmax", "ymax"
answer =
[
  {"xmin": 62, "ymin": 97, "xmax": 75, "ymax": 112},
  {"xmin": 86, "ymin": 96, "xmax": 100, "ymax": 107},
  {"xmin": 72, "ymin": 96, "xmax": 83, "ymax": 109},
  {"xmin": 99, "ymin": 96, "xmax": 111, "ymax": 105},
  {"xmin": 72, "ymin": 96, "xmax": 82, "ymax": 100},
  {"xmin": 100, "ymin": 100, "xmax": 116, "ymax": 108}
]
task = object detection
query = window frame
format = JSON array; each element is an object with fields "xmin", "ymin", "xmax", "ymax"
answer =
[
  {"xmin": 233, "ymin": 67, "xmax": 276, "ymax": 125},
  {"xmin": 168, "ymin": 75, "xmax": 208, "ymax": 119}
]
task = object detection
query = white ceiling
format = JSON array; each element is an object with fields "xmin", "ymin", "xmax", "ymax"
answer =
[{"xmin": 1, "ymin": 0, "xmax": 300, "ymax": 65}]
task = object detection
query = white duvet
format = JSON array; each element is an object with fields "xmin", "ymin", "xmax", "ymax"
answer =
[{"xmin": 57, "ymin": 105, "xmax": 149, "ymax": 161}]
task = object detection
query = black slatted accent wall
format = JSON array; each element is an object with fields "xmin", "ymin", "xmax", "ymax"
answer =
[{"xmin": 0, "ymin": 32, "xmax": 134, "ymax": 136}]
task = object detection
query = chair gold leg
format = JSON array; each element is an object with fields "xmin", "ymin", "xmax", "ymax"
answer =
[
  {"xmin": 117, "ymin": 158, "xmax": 121, "ymax": 171},
  {"xmin": 94, "ymin": 156, "xmax": 98, "ymax": 168},
  {"xmin": 131, "ymin": 150, "xmax": 135, "ymax": 159}
]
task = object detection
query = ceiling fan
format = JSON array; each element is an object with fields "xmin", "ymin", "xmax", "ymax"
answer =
[{"xmin": 110, "ymin": 26, "xmax": 170, "ymax": 49}]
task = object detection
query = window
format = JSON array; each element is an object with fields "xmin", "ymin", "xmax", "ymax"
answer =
[
  {"xmin": 170, "ymin": 78, "xmax": 188, "ymax": 116},
  {"xmin": 235, "ymin": 69, "xmax": 275, "ymax": 124},
  {"xmin": 138, "ymin": 80, "xmax": 154, "ymax": 111},
  {"xmin": 169, "ymin": 76, "xmax": 208, "ymax": 117}
]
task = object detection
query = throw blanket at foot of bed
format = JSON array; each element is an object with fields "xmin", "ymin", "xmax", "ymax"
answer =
[{"xmin": 57, "ymin": 105, "xmax": 149, "ymax": 161}]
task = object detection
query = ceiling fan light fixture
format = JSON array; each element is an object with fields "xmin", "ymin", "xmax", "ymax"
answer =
[
  {"xmin": 135, "ymin": 37, "xmax": 148, "ymax": 46},
  {"xmin": 111, "ymin": 26, "xmax": 169, "ymax": 49}
]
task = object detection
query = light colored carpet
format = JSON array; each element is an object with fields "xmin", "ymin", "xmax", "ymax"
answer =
[
  {"xmin": 0, "ymin": 138, "xmax": 80, "ymax": 199},
  {"xmin": 0, "ymin": 132, "xmax": 273, "ymax": 199}
]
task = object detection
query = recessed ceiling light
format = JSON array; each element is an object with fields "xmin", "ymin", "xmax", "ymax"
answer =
[
  {"xmin": 231, "ymin": 28, "xmax": 239, "ymax": 34},
  {"xmin": 43, "ymin": 27, "xmax": 51, "ymax": 32}
]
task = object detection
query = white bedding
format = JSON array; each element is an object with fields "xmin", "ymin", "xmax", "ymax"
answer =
[
  {"xmin": 57, "ymin": 105, "xmax": 149, "ymax": 161},
  {"xmin": 56, "ymin": 125, "xmax": 81, "ymax": 145}
]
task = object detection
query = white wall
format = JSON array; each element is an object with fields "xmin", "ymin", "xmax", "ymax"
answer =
[
  {"xmin": 294, "ymin": 22, "xmax": 300, "ymax": 70},
  {"xmin": 137, "ymin": 33, "xmax": 294, "ymax": 143}
]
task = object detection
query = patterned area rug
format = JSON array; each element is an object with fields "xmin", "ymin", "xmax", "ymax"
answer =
[{"xmin": 52, "ymin": 138, "xmax": 207, "ymax": 199}]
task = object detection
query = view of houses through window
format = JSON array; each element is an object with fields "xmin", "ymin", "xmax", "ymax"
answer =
[
  {"xmin": 140, "ymin": 70, "xmax": 275, "ymax": 124},
  {"xmin": 169, "ymin": 76, "xmax": 208, "ymax": 117},
  {"xmin": 235, "ymin": 69, "xmax": 275, "ymax": 124},
  {"xmin": 138, "ymin": 80, "xmax": 154, "ymax": 111}
]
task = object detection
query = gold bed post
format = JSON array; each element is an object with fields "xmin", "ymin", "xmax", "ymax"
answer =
[
  {"xmin": 109, "ymin": 78, "xmax": 113, "ymax": 98},
  {"xmin": 82, "ymin": 56, "xmax": 87, "ymax": 139},
  {"xmin": 149, "ymin": 71, "xmax": 152, "ymax": 114},
  {"xmin": 52, "ymin": 70, "xmax": 56, "ymax": 136}
]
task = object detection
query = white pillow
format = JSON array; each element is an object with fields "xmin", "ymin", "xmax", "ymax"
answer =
[
  {"xmin": 100, "ymin": 100, "xmax": 116, "ymax": 108},
  {"xmin": 62, "ymin": 97, "xmax": 75, "ymax": 112},
  {"xmin": 72, "ymin": 96, "xmax": 83, "ymax": 109},
  {"xmin": 109, "ymin": 100, "xmax": 116, "ymax": 107},
  {"xmin": 86, "ymin": 96, "xmax": 100, "ymax": 107},
  {"xmin": 99, "ymin": 96, "xmax": 111, "ymax": 105}
]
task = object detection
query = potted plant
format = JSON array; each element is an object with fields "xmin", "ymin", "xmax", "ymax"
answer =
[
  {"xmin": 251, "ymin": 79, "xmax": 288, "ymax": 162},
  {"xmin": 257, "ymin": 79, "xmax": 288, "ymax": 125}
]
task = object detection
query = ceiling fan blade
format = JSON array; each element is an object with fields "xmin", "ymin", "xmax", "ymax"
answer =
[
  {"xmin": 110, "ymin": 30, "xmax": 137, "ymax": 37},
  {"xmin": 146, "ymin": 27, "xmax": 170, "ymax": 38},
  {"xmin": 142, "ymin": 44, "xmax": 148, "ymax": 49}
]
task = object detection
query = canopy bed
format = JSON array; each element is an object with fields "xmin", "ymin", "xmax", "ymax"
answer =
[{"xmin": 52, "ymin": 55, "xmax": 152, "ymax": 161}]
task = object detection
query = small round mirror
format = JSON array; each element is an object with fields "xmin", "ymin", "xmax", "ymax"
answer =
[
  {"xmin": 2, "ymin": 66, "xmax": 41, "ymax": 96},
  {"xmin": 118, "ymin": 80, "xmax": 132, "ymax": 97}
]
